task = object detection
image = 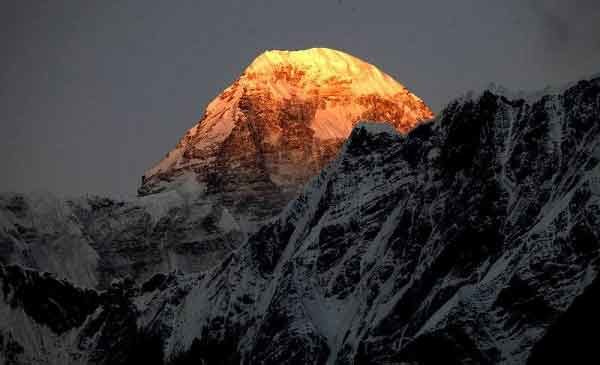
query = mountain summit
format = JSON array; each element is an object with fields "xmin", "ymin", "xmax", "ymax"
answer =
[{"xmin": 139, "ymin": 48, "xmax": 433, "ymax": 227}]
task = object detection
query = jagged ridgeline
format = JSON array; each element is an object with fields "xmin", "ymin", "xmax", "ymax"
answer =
[
  {"xmin": 1, "ymin": 75, "xmax": 599, "ymax": 364},
  {"xmin": 0, "ymin": 48, "xmax": 432, "ymax": 289}
]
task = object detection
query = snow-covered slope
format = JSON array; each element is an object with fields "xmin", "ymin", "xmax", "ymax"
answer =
[
  {"xmin": 139, "ymin": 47, "xmax": 433, "ymax": 231},
  {"xmin": 0, "ymin": 189, "xmax": 242, "ymax": 289},
  {"xmin": 2, "ymin": 75, "xmax": 598, "ymax": 364}
]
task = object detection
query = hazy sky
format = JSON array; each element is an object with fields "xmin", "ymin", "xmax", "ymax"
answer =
[{"xmin": 2, "ymin": 0, "xmax": 599, "ymax": 197}]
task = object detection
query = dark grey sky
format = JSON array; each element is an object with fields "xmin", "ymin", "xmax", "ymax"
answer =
[{"xmin": 2, "ymin": 0, "xmax": 599, "ymax": 197}]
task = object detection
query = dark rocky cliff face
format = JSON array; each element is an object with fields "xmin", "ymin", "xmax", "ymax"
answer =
[
  {"xmin": 1, "ymin": 76, "xmax": 599, "ymax": 364},
  {"xmin": 0, "ymin": 265, "xmax": 172, "ymax": 364}
]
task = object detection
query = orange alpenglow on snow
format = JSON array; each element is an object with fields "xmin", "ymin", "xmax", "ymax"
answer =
[
  {"xmin": 139, "ymin": 48, "xmax": 433, "ymax": 206},
  {"xmin": 242, "ymin": 48, "xmax": 433, "ymax": 139}
]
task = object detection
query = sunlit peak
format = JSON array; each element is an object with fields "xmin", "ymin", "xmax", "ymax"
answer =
[{"xmin": 242, "ymin": 47, "xmax": 410, "ymax": 98}]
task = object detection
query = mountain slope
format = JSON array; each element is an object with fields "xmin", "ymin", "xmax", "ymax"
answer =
[
  {"xmin": 0, "ymin": 190, "xmax": 242, "ymax": 289},
  {"xmin": 137, "ymin": 75, "xmax": 600, "ymax": 364},
  {"xmin": 2, "ymin": 75, "xmax": 598, "ymax": 364}
]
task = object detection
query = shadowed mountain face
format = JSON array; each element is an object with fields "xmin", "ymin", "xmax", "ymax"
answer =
[
  {"xmin": 2, "ymin": 76, "xmax": 598, "ymax": 364},
  {"xmin": 0, "ymin": 192, "xmax": 245, "ymax": 289}
]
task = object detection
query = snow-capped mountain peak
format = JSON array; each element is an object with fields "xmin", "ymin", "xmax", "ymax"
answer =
[
  {"xmin": 139, "ymin": 47, "xmax": 433, "ymax": 232},
  {"xmin": 242, "ymin": 48, "xmax": 412, "ymax": 100}
]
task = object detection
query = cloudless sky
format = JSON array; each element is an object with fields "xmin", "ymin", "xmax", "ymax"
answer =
[{"xmin": 1, "ymin": 0, "xmax": 599, "ymax": 197}]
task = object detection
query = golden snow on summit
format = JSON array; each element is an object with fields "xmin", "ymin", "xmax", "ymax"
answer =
[{"xmin": 142, "ymin": 47, "xmax": 433, "ymax": 196}]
